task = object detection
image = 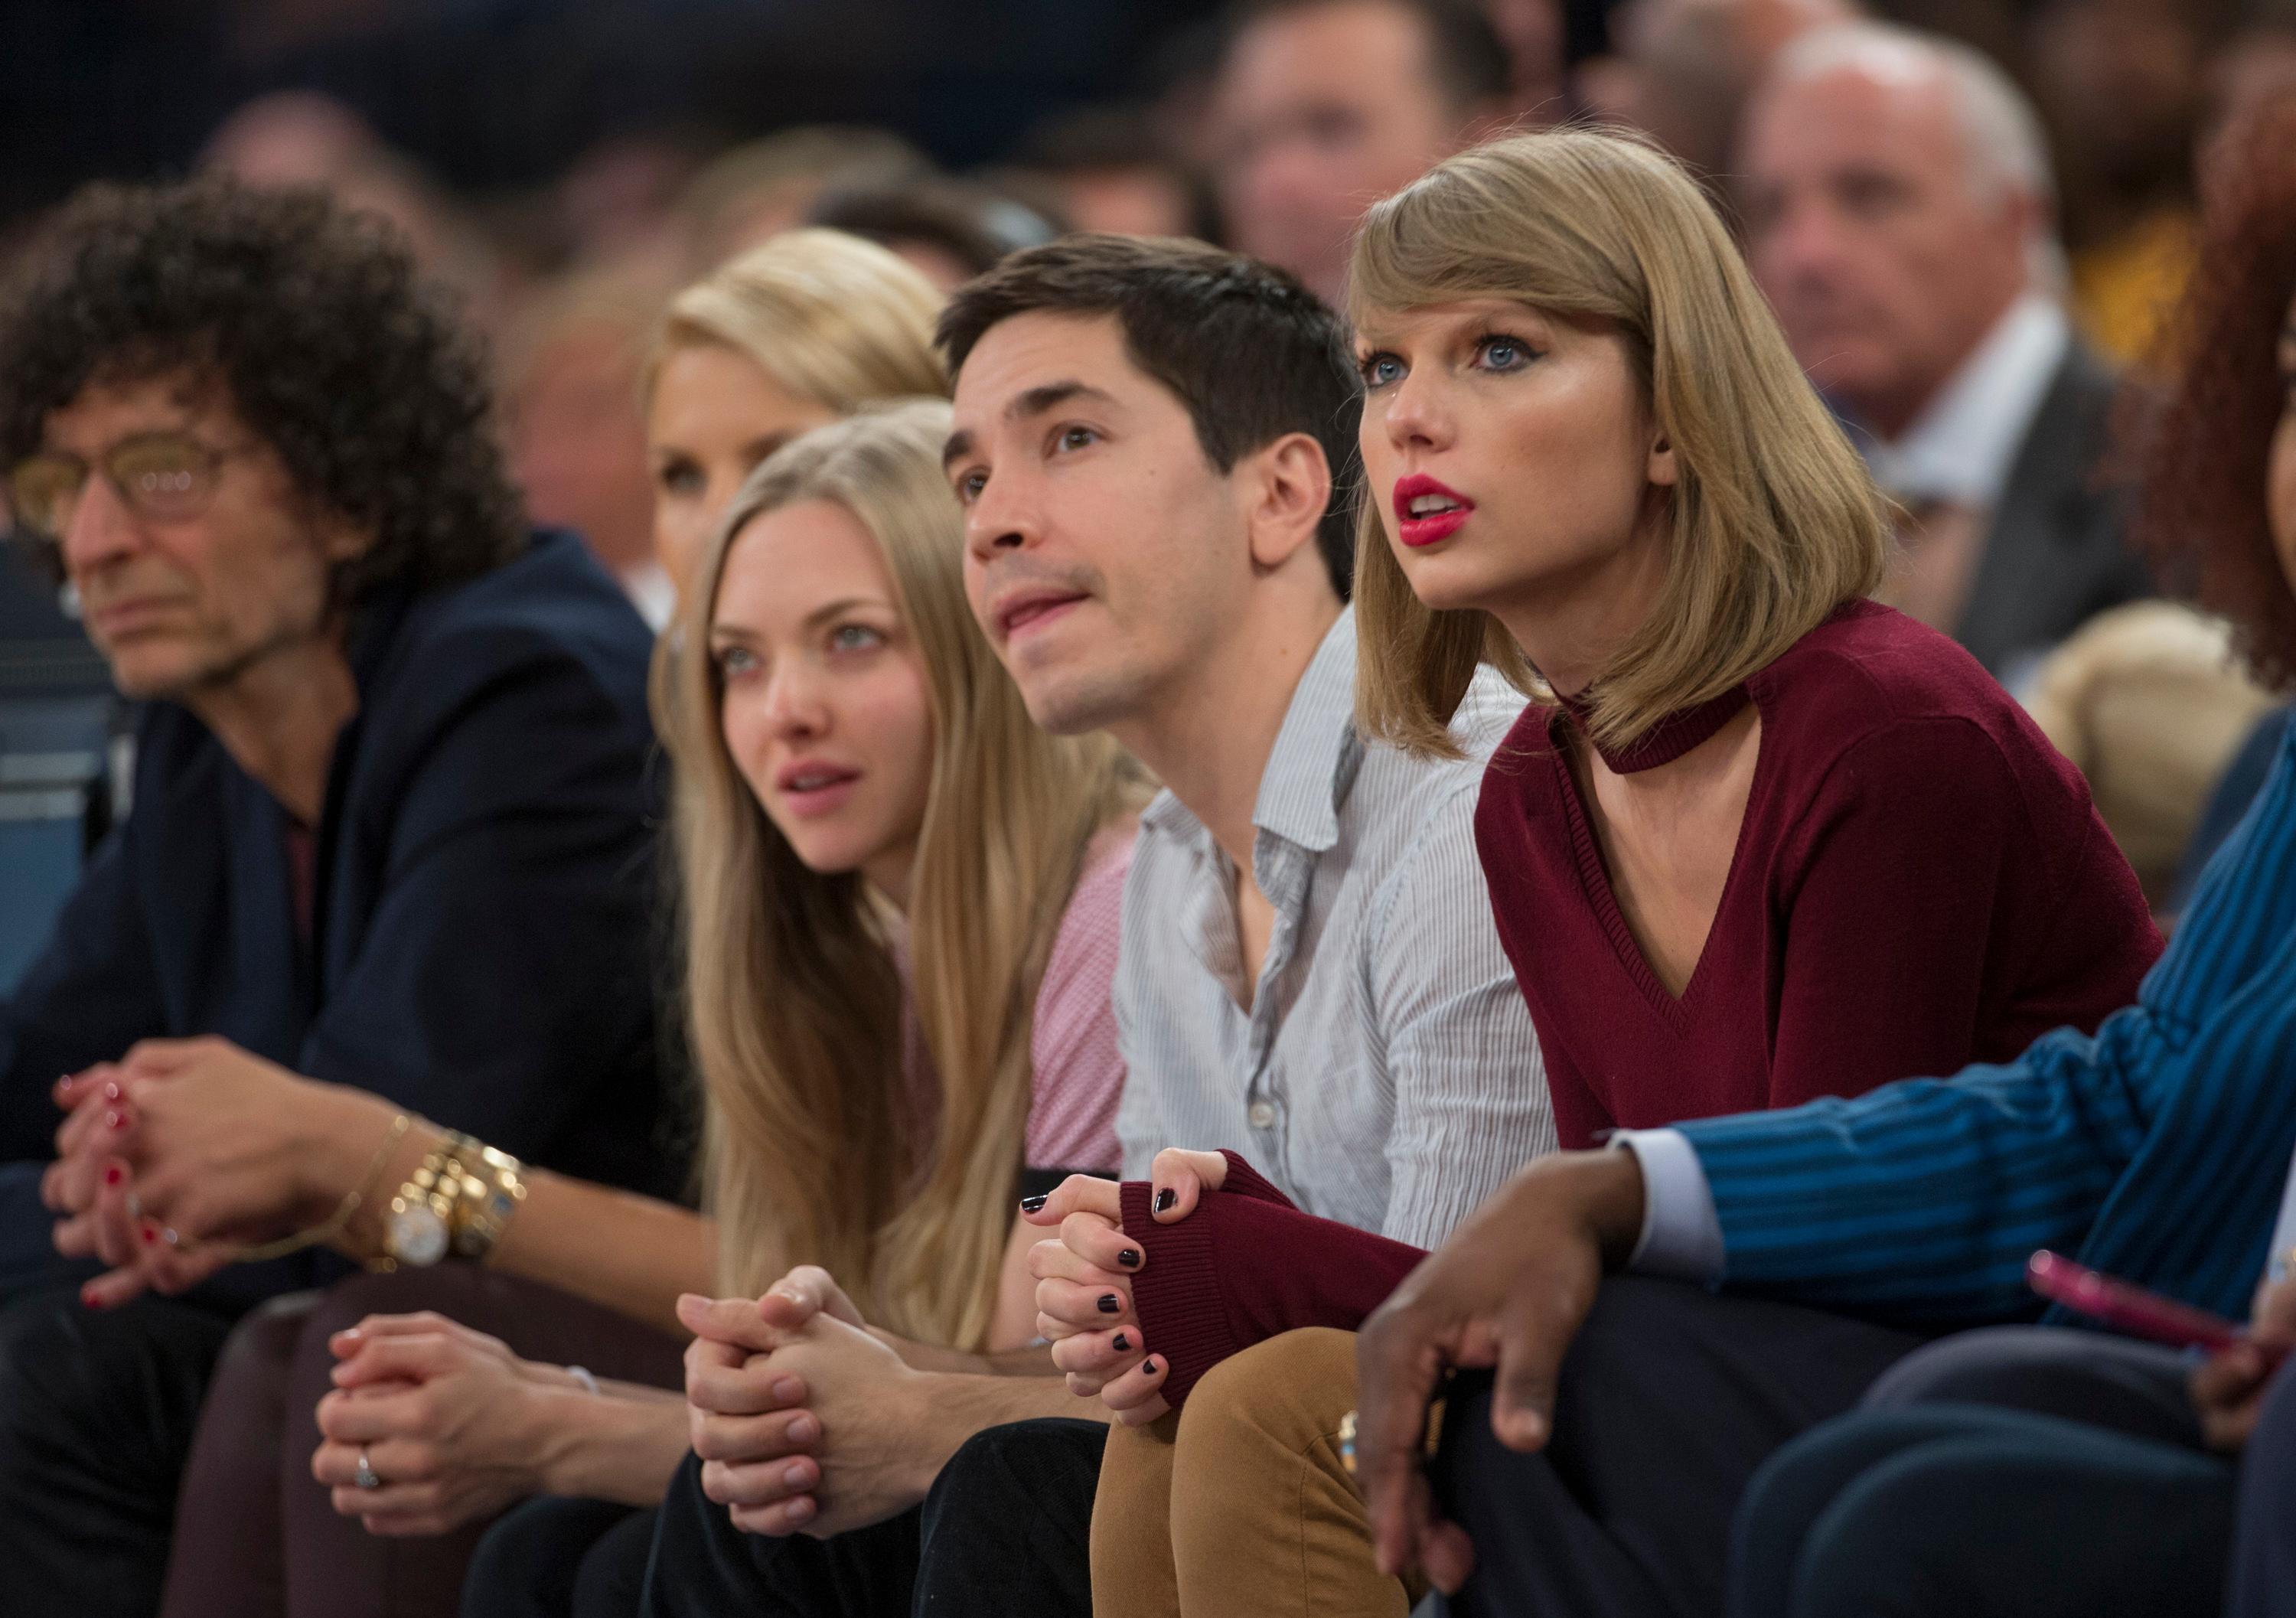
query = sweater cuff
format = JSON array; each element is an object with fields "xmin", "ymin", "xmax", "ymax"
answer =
[
  {"xmin": 1215, "ymin": 1151, "xmax": 1295, "ymax": 1208},
  {"xmin": 1120, "ymin": 1179, "xmax": 1238, "ymax": 1408}
]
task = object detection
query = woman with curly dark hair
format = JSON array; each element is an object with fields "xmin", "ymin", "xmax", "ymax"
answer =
[
  {"xmin": 1716, "ymin": 86, "xmax": 2296, "ymax": 1618},
  {"xmin": 0, "ymin": 176, "xmax": 681, "ymax": 1618}
]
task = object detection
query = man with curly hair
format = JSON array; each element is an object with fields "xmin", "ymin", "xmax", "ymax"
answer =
[{"xmin": 0, "ymin": 178, "xmax": 680, "ymax": 1613}]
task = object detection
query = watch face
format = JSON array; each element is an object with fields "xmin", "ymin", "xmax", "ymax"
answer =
[{"xmin": 386, "ymin": 1204, "xmax": 449, "ymax": 1267}]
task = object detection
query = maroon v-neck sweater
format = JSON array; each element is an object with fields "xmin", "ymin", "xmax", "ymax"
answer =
[
  {"xmin": 1487, "ymin": 599, "xmax": 2160, "ymax": 1148},
  {"xmin": 1118, "ymin": 602, "xmax": 2161, "ymax": 1407}
]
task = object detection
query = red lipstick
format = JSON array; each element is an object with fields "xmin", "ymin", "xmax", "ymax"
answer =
[{"xmin": 1391, "ymin": 473, "xmax": 1474, "ymax": 549}]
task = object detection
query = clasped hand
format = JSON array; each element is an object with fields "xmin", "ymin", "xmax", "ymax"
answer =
[
  {"xmin": 1021, "ymin": 1147, "xmax": 1228, "ymax": 1427},
  {"xmin": 41, "ymin": 1037, "xmax": 348, "ymax": 1307},
  {"xmin": 311, "ymin": 1311, "xmax": 562, "ymax": 1536},
  {"xmin": 680, "ymin": 1265, "xmax": 924, "ymax": 1539}
]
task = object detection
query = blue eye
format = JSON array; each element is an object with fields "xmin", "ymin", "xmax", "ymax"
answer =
[
  {"xmin": 713, "ymin": 644, "xmax": 758, "ymax": 679},
  {"xmin": 1477, "ymin": 336, "xmax": 1533, "ymax": 372},
  {"xmin": 829, "ymin": 624, "xmax": 885, "ymax": 654},
  {"xmin": 1359, "ymin": 353, "xmax": 1404, "ymax": 389}
]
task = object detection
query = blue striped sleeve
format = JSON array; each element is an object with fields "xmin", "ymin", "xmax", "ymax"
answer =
[{"xmin": 1676, "ymin": 726, "xmax": 2296, "ymax": 1327}]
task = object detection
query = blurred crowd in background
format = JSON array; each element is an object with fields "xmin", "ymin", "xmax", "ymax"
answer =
[{"xmin": 9, "ymin": 0, "xmax": 2296, "ymax": 944}]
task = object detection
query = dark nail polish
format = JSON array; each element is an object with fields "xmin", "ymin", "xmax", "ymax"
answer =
[
  {"xmin": 1154, "ymin": 1189, "xmax": 1176, "ymax": 1213},
  {"xmin": 1097, "ymin": 1293, "xmax": 1120, "ymax": 1314},
  {"xmin": 1143, "ymin": 1358, "xmax": 1159, "ymax": 1375},
  {"xmin": 1117, "ymin": 1248, "xmax": 1141, "ymax": 1268},
  {"xmin": 1113, "ymin": 1333, "xmax": 1130, "ymax": 1352},
  {"xmin": 1019, "ymin": 1194, "xmax": 1048, "ymax": 1213}
]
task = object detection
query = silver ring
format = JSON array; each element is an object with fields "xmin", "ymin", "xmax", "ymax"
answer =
[
  {"xmin": 354, "ymin": 1450, "xmax": 382, "ymax": 1491},
  {"xmin": 160, "ymin": 1227, "xmax": 180, "ymax": 1247}
]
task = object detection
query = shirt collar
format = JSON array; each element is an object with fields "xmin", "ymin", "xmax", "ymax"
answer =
[
  {"xmin": 1860, "ymin": 292, "xmax": 2070, "ymax": 510},
  {"xmin": 1251, "ymin": 608, "xmax": 1362, "ymax": 854},
  {"xmin": 1139, "ymin": 608, "xmax": 1362, "ymax": 855}
]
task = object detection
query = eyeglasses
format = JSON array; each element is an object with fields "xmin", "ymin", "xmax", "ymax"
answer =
[{"xmin": 6, "ymin": 432, "xmax": 247, "ymax": 540}]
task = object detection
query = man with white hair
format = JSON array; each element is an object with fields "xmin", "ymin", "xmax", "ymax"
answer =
[{"xmin": 1741, "ymin": 21, "xmax": 2155, "ymax": 681}]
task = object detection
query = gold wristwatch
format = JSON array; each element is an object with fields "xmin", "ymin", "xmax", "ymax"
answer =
[{"xmin": 377, "ymin": 1133, "xmax": 526, "ymax": 1269}]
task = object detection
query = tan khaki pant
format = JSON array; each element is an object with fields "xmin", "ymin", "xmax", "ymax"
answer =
[{"xmin": 1089, "ymin": 1327, "xmax": 1422, "ymax": 1618}]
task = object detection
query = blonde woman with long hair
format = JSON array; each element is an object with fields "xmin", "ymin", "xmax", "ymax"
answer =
[
  {"xmin": 1013, "ymin": 127, "xmax": 2164, "ymax": 1618},
  {"xmin": 475, "ymin": 400, "xmax": 1139, "ymax": 1613}
]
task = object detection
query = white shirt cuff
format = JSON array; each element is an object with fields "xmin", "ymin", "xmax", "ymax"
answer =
[{"xmin": 1609, "ymin": 1128, "xmax": 1726, "ymax": 1284}]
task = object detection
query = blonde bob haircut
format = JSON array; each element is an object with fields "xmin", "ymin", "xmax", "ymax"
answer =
[
  {"xmin": 645, "ymin": 227, "xmax": 949, "ymax": 411},
  {"xmin": 1350, "ymin": 128, "xmax": 1888, "ymax": 756},
  {"xmin": 660, "ymin": 399, "xmax": 1143, "ymax": 1352}
]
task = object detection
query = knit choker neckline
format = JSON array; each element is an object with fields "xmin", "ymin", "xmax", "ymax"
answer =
[{"xmin": 1554, "ymin": 685, "xmax": 1751, "ymax": 775}]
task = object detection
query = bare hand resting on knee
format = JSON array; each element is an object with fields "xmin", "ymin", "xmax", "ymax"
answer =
[{"xmin": 1353, "ymin": 1150, "xmax": 1645, "ymax": 1594}]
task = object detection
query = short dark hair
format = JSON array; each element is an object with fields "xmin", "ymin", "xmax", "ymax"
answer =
[
  {"xmin": 0, "ymin": 176, "xmax": 522, "ymax": 601},
  {"xmin": 1222, "ymin": 0, "xmax": 1512, "ymax": 112},
  {"xmin": 938, "ymin": 233, "xmax": 1363, "ymax": 597}
]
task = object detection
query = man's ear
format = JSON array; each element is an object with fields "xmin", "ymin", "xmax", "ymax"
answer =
[{"xmin": 1243, "ymin": 432, "xmax": 1333, "ymax": 573}]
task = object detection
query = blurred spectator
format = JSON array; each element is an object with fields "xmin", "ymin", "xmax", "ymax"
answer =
[
  {"xmin": 2024, "ymin": 601, "xmax": 2278, "ymax": 910},
  {"xmin": 497, "ymin": 269, "xmax": 674, "ymax": 625},
  {"xmin": 644, "ymin": 228, "xmax": 947, "ymax": 598},
  {"xmin": 2028, "ymin": 0, "xmax": 2239, "ymax": 364},
  {"xmin": 1205, "ymin": 0, "xmax": 1512, "ymax": 302},
  {"xmin": 1743, "ymin": 21, "xmax": 2154, "ymax": 679},
  {"xmin": 1486, "ymin": 0, "xmax": 1573, "ymax": 120},
  {"xmin": 806, "ymin": 175, "xmax": 1065, "ymax": 290},
  {"xmin": 1005, "ymin": 106, "xmax": 1215, "ymax": 240},
  {"xmin": 1577, "ymin": 0, "xmax": 1854, "ymax": 187},
  {"xmin": 200, "ymin": 90, "xmax": 378, "ymax": 189},
  {"xmin": 200, "ymin": 91, "xmax": 507, "ymax": 330},
  {"xmin": 674, "ymin": 126, "xmax": 931, "ymax": 277},
  {"xmin": 550, "ymin": 132, "xmax": 709, "ymax": 282}
]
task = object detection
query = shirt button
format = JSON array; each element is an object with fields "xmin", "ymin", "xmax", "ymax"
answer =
[{"xmin": 1248, "ymin": 1101, "xmax": 1277, "ymax": 1129}]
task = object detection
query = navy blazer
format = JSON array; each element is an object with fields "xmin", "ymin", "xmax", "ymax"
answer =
[{"xmin": 0, "ymin": 531, "xmax": 683, "ymax": 1215}]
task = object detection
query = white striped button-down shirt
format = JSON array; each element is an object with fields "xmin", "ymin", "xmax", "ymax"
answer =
[{"xmin": 1112, "ymin": 609, "xmax": 1556, "ymax": 1248}]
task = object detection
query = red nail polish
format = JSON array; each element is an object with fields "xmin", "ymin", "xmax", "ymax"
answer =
[
  {"xmin": 141, "ymin": 1220, "xmax": 158, "ymax": 1244},
  {"xmin": 79, "ymin": 1284, "xmax": 103, "ymax": 1310},
  {"xmin": 103, "ymin": 1164, "xmax": 123, "ymax": 1188}
]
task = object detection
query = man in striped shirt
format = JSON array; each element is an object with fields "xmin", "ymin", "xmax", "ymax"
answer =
[{"xmin": 640, "ymin": 233, "xmax": 1554, "ymax": 1618}]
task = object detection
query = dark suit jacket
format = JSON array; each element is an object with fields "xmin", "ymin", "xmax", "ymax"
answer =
[
  {"xmin": 0, "ymin": 530, "xmax": 684, "ymax": 1241},
  {"xmin": 1957, "ymin": 339, "xmax": 2156, "ymax": 678}
]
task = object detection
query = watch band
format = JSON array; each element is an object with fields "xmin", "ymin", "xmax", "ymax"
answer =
[{"xmin": 442, "ymin": 1132, "xmax": 527, "ymax": 1261}]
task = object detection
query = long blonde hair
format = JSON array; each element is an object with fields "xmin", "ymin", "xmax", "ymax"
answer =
[
  {"xmin": 661, "ymin": 400, "xmax": 1141, "ymax": 1350},
  {"xmin": 645, "ymin": 227, "xmax": 950, "ymax": 409},
  {"xmin": 1350, "ymin": 128, "xmax": 1888, "ymax": 756}
]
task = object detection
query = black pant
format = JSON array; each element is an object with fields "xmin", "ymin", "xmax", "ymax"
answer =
[
  {"xmin": 465, "ymin": 1499, "xmax": 657, "ymax": 1618},
  {"xmin": 0, "ymin": 1282, "xmax": 236, "ymax": 1618},
  {"xmin": 2232, "ymin": 1359, "xmax": 2296, "ymax": 1618},
  {"xmin": 1730, "ymin": 1326, "xmax": 2234, "ymax": 1618},
  {"xmin": 1424, "ymin": 1277, "xmax": 1925, "ymax": 1618},
  {"xmin": 640, "ymin": 1417, "xmax": 1107, "ymax": 1618}
]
